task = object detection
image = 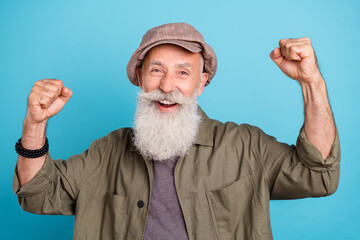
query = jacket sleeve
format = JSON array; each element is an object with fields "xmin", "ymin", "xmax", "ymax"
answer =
[
  {"xmin": 252, "ymin": 125, "xmax": 340, "ymax": 199},
  {"xmin": 12, "ymin": 138, "xmax": 102, "ymax": 215}
]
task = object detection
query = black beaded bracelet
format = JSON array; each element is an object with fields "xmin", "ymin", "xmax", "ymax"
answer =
[{"xmin": 15, "ymin": 138, "xmax": 49, "ymax": 158}]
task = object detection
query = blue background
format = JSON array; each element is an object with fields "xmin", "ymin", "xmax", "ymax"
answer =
[{"xmin": 1, "ymin": 0, "xmax": 359, "ymax": 239}]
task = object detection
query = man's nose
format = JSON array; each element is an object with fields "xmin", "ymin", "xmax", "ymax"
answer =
[{"xmin": 159, "ymin": 74, "xmax": 176, "ymax": 93}]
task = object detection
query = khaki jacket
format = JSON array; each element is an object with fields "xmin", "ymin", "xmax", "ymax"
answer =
[{"xmin": 13, "ymin": 110, "xmax": 340, "ymax": 240}]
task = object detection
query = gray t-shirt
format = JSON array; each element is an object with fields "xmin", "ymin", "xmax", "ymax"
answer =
[{"xmin": 143, "ymin": 157, "xmax": 188, "ymax": 240}]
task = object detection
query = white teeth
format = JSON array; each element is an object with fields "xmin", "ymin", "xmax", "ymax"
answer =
[{"xmin": 159, "ymin": 99, "xmax": 175, "ymax": 105}]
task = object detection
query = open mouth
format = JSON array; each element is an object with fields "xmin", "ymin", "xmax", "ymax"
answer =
[
  {"xmin": 157, "ymin": 99, "xmax": 178, "ymax": 112},
  {"xmin": 158, "ymin": 99, "xmax": 177, "ymax": 107}
]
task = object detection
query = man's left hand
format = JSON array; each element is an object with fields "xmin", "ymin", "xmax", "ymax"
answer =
[{"xmin": 270, "ymin": 38, "xmax": 322, "ymax": 84}]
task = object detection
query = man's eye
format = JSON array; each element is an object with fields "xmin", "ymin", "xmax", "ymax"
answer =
[
  {"xmin": 180, "ymin": 71, "xmax": 188, "ymax": 75},
  {"xmin": 151, "ymin": 68, "xmax": 161, "ymax": 72}
]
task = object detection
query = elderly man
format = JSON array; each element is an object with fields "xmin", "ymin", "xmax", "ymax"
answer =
[{"xmin": 14, "ymin": 23, "xmax": 340, "ymax": 240}]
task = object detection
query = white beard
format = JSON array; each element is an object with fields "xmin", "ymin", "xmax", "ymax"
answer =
[{"xmin": 133, "ymin": 89, "xmax": 202, "ymax": 161}]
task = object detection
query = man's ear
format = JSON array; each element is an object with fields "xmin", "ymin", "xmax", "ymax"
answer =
[
  {"xmin": 136, "ymin": 68, "xmax": 143, "ymax": 89},
  {"xmin": 197, "ymin": 72, "xmax": 209, "ymax": 97}
]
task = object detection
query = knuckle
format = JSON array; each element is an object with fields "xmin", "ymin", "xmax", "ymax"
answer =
[
  {"xmin": 44, "ymin": 82, "xmax": 61, "ymax": 93},
  {"xmin": 53, "ymin": 79, "xmax": 63, "ymax": 86},
  {"xmin": 39, "ymin": 94, "xmax": 50, "ymax": 103},
  {"xmin": 28, "ymin": 92, "xmax": 36, "ymax": 101},
  {"xmin": 34, "ymin": 80, "xmax": 43, "ymax": 86},
  {"xmin": 31, "ymin": 85, "xmax": 40, "ymax": 92},
  {"xmin": 54, "ymin": 85, "xmax": 62, "ymax": 93},
  {"xmin": 279, "ymin": 39, "xmax": 287, "ymax": 45},
  {"xmin": 29, "ymin": 89, "xmax": 38, "ymax": 96},
  {"xmin": 41, "ymin": 78, "xmax": 52, "ymax": 83},
  {"xmin": 48, "ymin": 91, "xmax": 56, "ymax": 99},
  {"xmin": 43, "ymin": 79, "xmax": 63, "ymax": 87}
]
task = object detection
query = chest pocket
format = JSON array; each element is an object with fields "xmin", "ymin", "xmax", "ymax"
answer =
[
  {"xmin": 205, "ymin": 175, "xmax": 266, "ymax": 240},
  {"xmin": 77, "ymin": 188, "xmax": 129, "ymax": 240}
]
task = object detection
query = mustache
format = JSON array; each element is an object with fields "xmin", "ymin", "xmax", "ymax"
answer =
[{"xmin": 138, "ymin": 89, "xmax": 196, "ymax": 105}]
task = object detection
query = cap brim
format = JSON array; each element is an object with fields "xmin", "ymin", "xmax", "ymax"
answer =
[{"xmin": 137, "ymin": 39, "xmax": 202, "ymax": 61}]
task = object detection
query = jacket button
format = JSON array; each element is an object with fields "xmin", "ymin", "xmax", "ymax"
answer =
[{"xmin": 137, "ymin": 200, "xmax": 144, "ymax": 208}]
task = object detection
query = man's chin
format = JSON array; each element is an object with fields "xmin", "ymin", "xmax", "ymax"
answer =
[{"xmin": 134, "ymin": 89, "xmax": 201, "ymax": 161}]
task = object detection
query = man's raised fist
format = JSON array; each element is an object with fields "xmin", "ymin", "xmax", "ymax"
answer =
[{"xmin": 26, "ymin": 79, "xmax": 72, "ymax": 124}]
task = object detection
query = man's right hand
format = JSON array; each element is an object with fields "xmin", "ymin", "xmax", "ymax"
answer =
[
  {"xmin": 26, "ymin": 79, "xmax": 73, "ymax": 125},
  {"xmin": 17, "ymin": 79, "xmax": 72, "ymax": 187}
]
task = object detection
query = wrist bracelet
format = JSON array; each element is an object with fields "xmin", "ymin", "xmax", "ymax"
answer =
[{"xmin": 15, "ymin": 138, "xmax": 49, "ymax": 158}]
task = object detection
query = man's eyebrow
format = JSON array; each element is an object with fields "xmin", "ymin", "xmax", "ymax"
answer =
[
  {"xmin": 147, "ymin": 60, "xmax": 193, "ymax": 69},
  {"xmin": 176, "ymin": 63, "xmax": 192, "ymax": 69},
  {"xmin": 148, "ymin": 60, "xmax": 163, "ymax": 67}
]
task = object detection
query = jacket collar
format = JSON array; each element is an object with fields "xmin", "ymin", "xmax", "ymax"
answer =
[
  {"xmin": 194, "ymin": 107, "xmax": 214, "ymax": 147},
  {"xmin": 129, "ymin": 106, "xmax": 214, "ymax": 152}
]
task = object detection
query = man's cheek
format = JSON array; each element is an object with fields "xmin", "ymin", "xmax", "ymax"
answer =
[{"xmin": 146, "ymin": 83, "xmax": 160, "ymax": 93}]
